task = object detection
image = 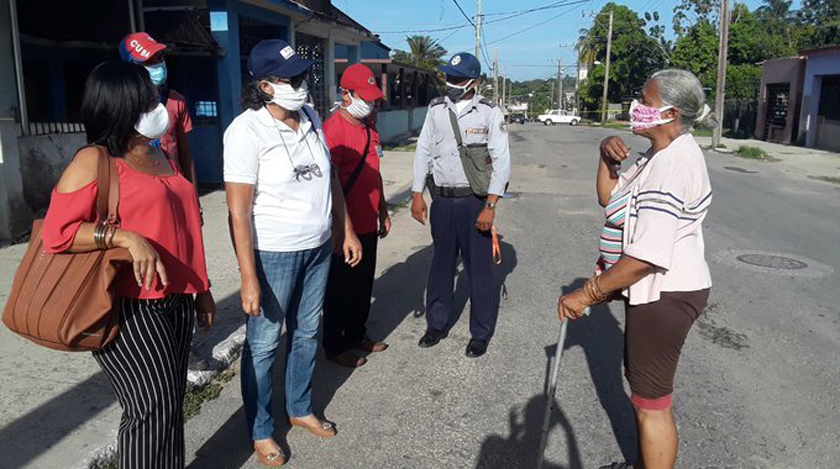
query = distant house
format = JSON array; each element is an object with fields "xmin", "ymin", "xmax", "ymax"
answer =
[
  {"xmin": 0, "ymin": 0, "xmax": 380, "ymax": 241},
  {"xmin": 755, "ymin": 46, "xmax": 840, "ymax": 151}
]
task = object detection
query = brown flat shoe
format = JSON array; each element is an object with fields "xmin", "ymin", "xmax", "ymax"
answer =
[
  {"xmin": 326, "ymin": 351, "xmax": 367, "ymax": 368},
  {"xmin": 253, "ymin": 442, "xmax": 286, "ymax": 467},
  {"xmin": 353, "ymin": 336, "xmax": 389, "ymax": 353},
  {"xmin": 289, "ymin": 416, "xmax": 337, "ymax": 438}
]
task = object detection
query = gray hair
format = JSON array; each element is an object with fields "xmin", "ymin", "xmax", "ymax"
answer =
[{"xmin": 650, "ymin": 69, "xmax": 718, "ymax": 132}]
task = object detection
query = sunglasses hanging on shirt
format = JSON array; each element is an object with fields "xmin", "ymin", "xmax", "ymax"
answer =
[{"xmin": 270, "ymin": 107, "xmax": 325, "ymax": 182}]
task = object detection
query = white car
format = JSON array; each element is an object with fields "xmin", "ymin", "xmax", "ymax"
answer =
[{"xmin": 537, "ymin": 110, "xmax": 580, "ymax": 126}]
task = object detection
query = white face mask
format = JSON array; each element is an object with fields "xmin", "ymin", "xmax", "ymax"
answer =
[
  {"xmin": 344, "ymin": 92, "xmax": 373, "ymax": 119},
  {"xmin": 134, "ymin": 102, "xmax": 170, "ymax": 139},
  {"xmin": 268, "ymin": 81, "xmax": 309, "ymax": 112}
]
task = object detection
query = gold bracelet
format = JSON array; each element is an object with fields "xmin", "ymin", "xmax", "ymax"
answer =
[{"xmin": 584, "ymin": 276, "xmax": 607, "ymax": 304}]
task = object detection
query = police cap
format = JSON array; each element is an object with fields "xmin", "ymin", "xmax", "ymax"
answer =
[{"xmin": 438, "ymin": 53, "xmax": 481, "ymax": 80}]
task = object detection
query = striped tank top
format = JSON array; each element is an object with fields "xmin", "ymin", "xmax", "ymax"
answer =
[{"xmin": 598, "ymin": 189, "xmax": 632, "ymax": 270}]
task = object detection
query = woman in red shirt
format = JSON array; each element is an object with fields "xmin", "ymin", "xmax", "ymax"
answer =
[{"xmin": 40, "ymin": 61, "xmax": 214, "ymax": 469}]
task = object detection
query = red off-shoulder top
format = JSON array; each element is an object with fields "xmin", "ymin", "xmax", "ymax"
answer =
[{"xmin": 41, "ymin": 157, "xmax": 209, "ymax": 300}]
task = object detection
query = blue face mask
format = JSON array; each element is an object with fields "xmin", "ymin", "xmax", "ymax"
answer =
[{"xmin": 144, "ymin": 61, "xmax": 167, "ymax": 87}]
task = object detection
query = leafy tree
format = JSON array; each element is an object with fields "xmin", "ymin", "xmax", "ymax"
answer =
[
  {"xmin": 391, "ymin": 35, "xmax": 448, "ymax": 71},
  {"xmin": 671, "ymin": 20, "xmax": 718, "ymax": 90},
  {"xmin": 576, "ymin": 3, "xmax": 667, "ymax": 113},
  {"xmin": 673, "ymin": 0, "xmax": 720, "ymax": 36},
  {"xmin": 796, "ymin": 0, "xmax": 840, "ymax": 48}
]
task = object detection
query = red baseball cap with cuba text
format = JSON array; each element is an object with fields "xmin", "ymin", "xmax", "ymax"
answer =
[
  {"xmin": 120, "ymin": 32, "xmax": 167, "ymax": 64},
  {"xmin": 341, "ymin": 64, "xmax": 385, "ymax": 102}
]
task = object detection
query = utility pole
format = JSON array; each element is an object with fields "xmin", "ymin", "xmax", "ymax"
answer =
[
  {"xmin": 494, "ymin": 48, "xmax": 499, "ymax": 105},
  {"xmin": 557, "ymin": 59, "xmax": 563, "ymax": 111},
  {"xmin": 475, "ymin": 0, "xmax": 482, "ymax": 59},
  {"xmin": 600, "ymin": 10, "xmax": 613, "ymax": 124},
  {"xmin": 712, "ymin": 0, "xmax": 730, "ymax": 147},
  {"xmin": 575, "ymin": 59, "xmax": 580, "ymax": 114},
  {"xmin": 550, "ymin": 81, "xmax": 555, "ymax": 109}
]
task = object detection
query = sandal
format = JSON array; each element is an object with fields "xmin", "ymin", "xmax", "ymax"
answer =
[
  {"xmin": 352, "ymin": 336, "xmax": 389, "ymax": 353},
  {"xmin": 253, "ymin": 442, "xmax": 286, "ymax": 467},
  {"xmin": 289, "ymin": 416, "xmax": 337, "ymax": 438},
  {"xmin": 326, "ymin": 351, "xmax": 367, "ymax": 368}
]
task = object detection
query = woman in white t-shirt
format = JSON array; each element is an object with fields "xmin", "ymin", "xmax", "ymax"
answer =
[
  {"xmin": 558, "ymin": 69, "xmax": 715, "ymax": 469},
  {"xmin": 224, "ymin": 39, "xmax": 361, "ymax": 467}
]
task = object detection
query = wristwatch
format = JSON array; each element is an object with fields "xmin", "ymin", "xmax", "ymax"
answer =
[{"xmin": 485, "ymin": 201, "xmax": 497, "ymax": 210}]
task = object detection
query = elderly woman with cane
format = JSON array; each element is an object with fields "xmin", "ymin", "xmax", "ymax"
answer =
[{"xmin": 557, "ymin": 69, "xmax": 715, "ymax": 469}]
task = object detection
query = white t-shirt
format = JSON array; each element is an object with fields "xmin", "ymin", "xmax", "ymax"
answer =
[
  {"xmin": 223, "ymin": 105, "xmax": 333, "ymax": 252},
  {"xmin": 613, "ymin": 133, "xmax": 713, "ymax": 305},
  {"xmin": 454, "ymin": 99, "xmax": 471, "ymax": 115}
]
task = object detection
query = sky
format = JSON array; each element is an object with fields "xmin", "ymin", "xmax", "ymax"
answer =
[{"xmin": 337, "ymin": 0, "xmax": 776, "ymax": 81}]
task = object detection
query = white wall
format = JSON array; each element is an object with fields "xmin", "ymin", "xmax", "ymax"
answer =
[{"xmin": 378, "ymin": 107, "xmax": 428, "ymax": 143}]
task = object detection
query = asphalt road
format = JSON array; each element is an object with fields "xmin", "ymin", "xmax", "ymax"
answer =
[{"xmin": 183, "ymin": 124, "xmax": 840, "ymax": 469}]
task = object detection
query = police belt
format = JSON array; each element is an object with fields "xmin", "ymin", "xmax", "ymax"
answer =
[{"xmin": 431, "ymin": 185, "xmax": 474, "ymax": 198}]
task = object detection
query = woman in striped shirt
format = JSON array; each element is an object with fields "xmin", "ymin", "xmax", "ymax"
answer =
[{"xmin": 558, "ymin": 69, "xmax": 715, "ymax": 469}]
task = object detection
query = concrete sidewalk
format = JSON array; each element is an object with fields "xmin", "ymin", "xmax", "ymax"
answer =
[
  {"xmin": 694, "ymin": 135, "xmax": 840, "ymax": 184},
  {"xmin": 0, "ymin": 151, "xmax": 416, "ymax": 469}
]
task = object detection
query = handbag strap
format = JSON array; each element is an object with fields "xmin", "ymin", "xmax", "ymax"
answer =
[
  {"xmin": 342, "ymin": 126, "xmax": 371, "ymax": 195},
  {"xmin": 93, "ymin": 146, "xmax": 120, "ymax": 224}
]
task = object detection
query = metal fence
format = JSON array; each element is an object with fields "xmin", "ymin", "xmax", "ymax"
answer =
[
  {"xmin": 722, "ymin": 98, "xmax": 758, "ymax": 139},
  {"xmin": 25, "ymin": 121, "xmax": 85, "ymax": 136}
]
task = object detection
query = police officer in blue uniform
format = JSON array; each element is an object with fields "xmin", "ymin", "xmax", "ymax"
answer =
[{"xmin": 410, "ymin": 52, "xmax": 511, "ymax": 358}]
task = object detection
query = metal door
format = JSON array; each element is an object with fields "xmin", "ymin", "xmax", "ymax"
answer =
[
  {"xmin": 764, "ymin": 84, "xmax": 790, "ymax": 142},
  {"xmin": 295, "ymin": 32, "xmax": 326, "ymax": 118}
]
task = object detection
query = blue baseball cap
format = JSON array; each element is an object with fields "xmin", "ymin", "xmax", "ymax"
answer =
[
  {"xmin": 438, "ymin": 52, "xmax": 481, "ymax": 79},
  {"xmin": 247, "ymin": 39, "xmax": 314, "ymax": 79}
]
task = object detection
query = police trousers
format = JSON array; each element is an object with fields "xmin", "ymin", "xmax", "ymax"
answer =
[{"xmin": 426, "ymin": 195, "xmax": 497, "ymax": 341}]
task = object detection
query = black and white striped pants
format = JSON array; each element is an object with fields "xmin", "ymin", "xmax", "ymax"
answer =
[{"xmin": 93, "ymin": 294, "xmax": 194, "ymax": 469}]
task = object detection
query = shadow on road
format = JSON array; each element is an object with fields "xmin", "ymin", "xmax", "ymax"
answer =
[
  {"xmin": 475, "ymin": 393, "xmax": 582, "ymax": 469},
  {"xmin": 562, "ymin": 278, "xmax": 636, "ymax": 462},
  {"xmin": 474, "ymin": 278, "xmax": 636, "ymax": 468},
  {"xmin": 191, "ymin": 238, "xmax": 518, "ymax": 467}
]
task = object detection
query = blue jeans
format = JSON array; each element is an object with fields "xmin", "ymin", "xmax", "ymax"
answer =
[{"xmin": 241, "ymin": 241, "xmax": 331, "ymax": 441}]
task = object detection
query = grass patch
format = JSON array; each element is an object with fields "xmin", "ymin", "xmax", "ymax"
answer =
[
  {"xmin": 183, "ymin": 369, "xmax": 236, "ymax": 421},
  {"xmin": 808, "ymin": 175, "xmax": 840, "ymax": 185},
  {"xmin": 693, "ymin": 129, "xmax": 713, "ymax": 137},
  {"xmin": 735, "ymin": 145, "xmax": 782, "ymax": 162}
]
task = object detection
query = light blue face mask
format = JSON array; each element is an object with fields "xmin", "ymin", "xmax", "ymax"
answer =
[{"xmin": 144, "ymin": 61, "xmax": 167, "ymax": 87}]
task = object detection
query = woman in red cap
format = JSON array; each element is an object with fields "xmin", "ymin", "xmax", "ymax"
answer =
[{"xmin": 321, "ymin": 64, "xmax": 391, "ymax": 368}]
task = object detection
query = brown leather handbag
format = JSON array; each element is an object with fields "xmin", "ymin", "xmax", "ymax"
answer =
[{"xmin": 2, "ymin": 146, "xmax": 132, "ymax": 351}]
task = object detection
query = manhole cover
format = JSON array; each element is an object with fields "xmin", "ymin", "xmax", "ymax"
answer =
[
  {"xmin": 736, "ymin": 254, "xmax": 807, "ymax": 270},
  {"xmin": 713, "ymin": 250, "xmax": 833, "ymax": 278}
]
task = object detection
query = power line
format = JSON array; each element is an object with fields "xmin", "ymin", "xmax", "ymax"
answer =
[
  {"xmin": 487, "ymin": 0, "xmax": 589, "ymax": 45},
  {"xmin": 375, "ymin": 0, "xmax": 588, "ymax": 35},
  {"xmin": 451, "ymin": 0, "xmax": 477, "ymax": 28}
]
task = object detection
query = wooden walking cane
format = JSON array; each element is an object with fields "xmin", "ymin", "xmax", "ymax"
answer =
[{"xmin": 537, "ymin": 307, "xmax": 590, "ymax": 469}]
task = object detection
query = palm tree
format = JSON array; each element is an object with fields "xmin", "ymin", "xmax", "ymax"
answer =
[
  {"xmin": 576, "ymin": 27, "xmax": 599, "ymax": 71},
  {"xmin": 391, "ymin": 35, "xmax": 448, "ymax": 71}
]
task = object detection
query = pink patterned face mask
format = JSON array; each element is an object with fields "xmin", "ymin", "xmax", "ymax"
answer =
[{"xmin": 629, "ymin": 99, "xmax": 674, "ymax": 130}]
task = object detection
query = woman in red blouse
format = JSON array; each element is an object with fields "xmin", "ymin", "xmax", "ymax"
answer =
[{"xmin": 41, "ymin": 61, "xmax": 215, "ymax": 469}]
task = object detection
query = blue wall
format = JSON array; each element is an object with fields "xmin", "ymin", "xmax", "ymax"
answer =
[{"xmin": 800, "ymin": 53, "xmax": 840, "ymax": 147}]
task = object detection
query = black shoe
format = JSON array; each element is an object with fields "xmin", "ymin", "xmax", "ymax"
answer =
[
  {"xmin": 418, "ymin": 329, "xmax": 448, "ymax": 348},
  {"xmin": 465, "ymin": 338, "xmax": 489, "ymax": 358}
]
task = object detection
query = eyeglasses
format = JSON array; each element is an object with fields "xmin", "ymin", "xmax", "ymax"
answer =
[
  {"xmin": 279, "ymin": 72, "xmax": 309, "ymax": 90},
  {"xmin": 293, "ymin": 163, "xmax": 322, "ymax": 181}
]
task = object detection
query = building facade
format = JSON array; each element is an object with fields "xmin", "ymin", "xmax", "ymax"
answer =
[
  {"xmin": 755, "ymin": 47, "xmax": 840, "ymax": 152},
  {"xmin": 0, "ymin": 0, "xmax": 378, "ymax": 242}
]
